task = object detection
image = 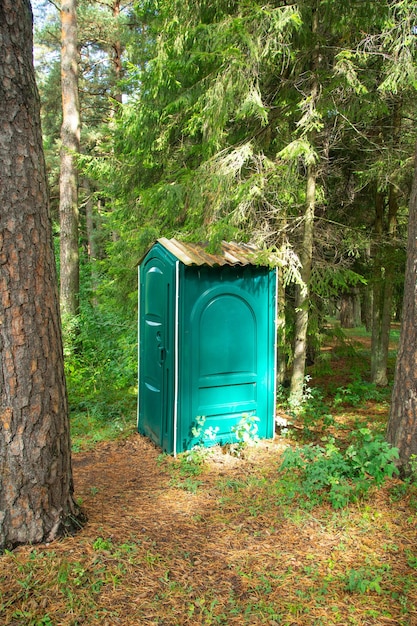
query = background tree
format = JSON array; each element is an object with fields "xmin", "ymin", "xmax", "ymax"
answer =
[
  {"xmin": 60, "ymin": 0, "xmax": 81, "ymax": 319},
  {"xmin": 33, "ymin": 0, "xmax": 144, "ymax": 422},
  {"xmin": 0, "ymin": 0, "xmax": 83, "ymax": 551},
  {"xmin": 37, "ymin": 0, "xmax": 137, "ymax": 297},
  {"xmin": 333, "ymin": 0, "xmax": 416, "ymax": 386},
  {"xmin": 386, "ymin": 137, "xmax": 417, "ymax": 472},
  {"xmin": 287, "ymin": 0, "xmax": 320, "ymax": 404}
]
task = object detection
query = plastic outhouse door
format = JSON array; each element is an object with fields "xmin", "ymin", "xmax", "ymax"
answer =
[
  {"xmin": 138, "ymin": 249, "xmax": 176, "ymax": 452},
  {"xmin": 178, "ymin": 265, "xmax": 275, "ymax": 450}
]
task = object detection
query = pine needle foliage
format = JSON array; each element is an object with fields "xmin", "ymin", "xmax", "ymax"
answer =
[
  {"xmin": 105, "ymin": 0, "xmax": 415, "ymax": 271},
  {"xmin": 110, "ymin": 1, "xmax": 304, "ymax": 251}
]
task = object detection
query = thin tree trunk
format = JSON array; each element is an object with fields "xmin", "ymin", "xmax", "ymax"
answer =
[
  {"xmin": 290, "ymin": 163, "xmax": 316, "ymax": 402},
  {"xmin": 111, "ymin": 0, "xmax": 123, "ymax": 107},
  {"xmin": 371, "ymin": 185, "xmax": 398, "ymax": 386},
  {"xmin": 371, "ymin": 102, "xmax": 401, "ymax": 386},
  {"xmin": 60, "ymin": 0, "xmax": 80, "ymax": 319},
  {"xmin": 387, "ymin": 138, "xmax": 417, "ymax": 473},
  {"xmin": 371, "ymin": 267, "xmax": 394, "ymax": 385},
  {"xmin": 0, "ymin": 0, "xmax": 84, "ymax": 551},
  {"xmin": 85, "ymin": 182, "xmax": 97, "ymax": 263},
  {"xmin": 276, "ymin": 267, "xmax": 286, "ymax": 385},
  {"xmin": 340, "ymin": 291, "xmax": 355, "ymax": 328},
  {"xmin": 84, "ymin": 179, "xmax": 100, "ymax": 305},
  {"xmin": 289, "ymin": 3, "xmax": 319, "ymax": 404},
  {"xmin": 370, "ymin": 191, "xmax": 386, "ymax": 385},
  {"xmin": 361, "ymin": 244, "xmax": 372, "ymax": 331}
]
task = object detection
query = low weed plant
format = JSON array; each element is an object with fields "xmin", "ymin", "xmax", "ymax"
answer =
[
  {"xmin": 157, "ymin": 447, "xmax": 208, "ymax": 493},
  {"xmin": 333, "ymin": 378, "xmax": 389, "ymax": 408},
  {"xmin": 188, "ymin": 413, "xmax": 261, "ymax": 456},
  {"xmin": 231, "ymin": 413, "xmax": 260, "ymax": 445},
  {"xmin": 228, "ymin": 413, "xmax": 261, "ymax": 456},
  {"xmin": 345, "ymin": 566, "xmax": 386, "ymax": 595},
  {"xmin": 190, "ymin": 415, "xmax": 220, "ymax": 447},
  {"xmin": 280, "ymin": 428, "xmax": 399, "ymax": 508}
]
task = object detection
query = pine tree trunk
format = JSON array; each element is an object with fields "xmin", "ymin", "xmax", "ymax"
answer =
[
  {"xmin": 0, "ymin": 0, "xmax": 83, "ymax": 551},
  {"xmin": 340, "ymin": 288, "xmax": 361, "ymax": 328},
  {"xmin": 387, "ymin": 139, "xmax": 417, "ymax": 472},
  {"xmin": 60, "ymin": 0, "xmax": 80, "ymax": 319},
  {"xmin": 361, "ymin": 245, "xmax": 373, "ymax": 331},
  {"xmin": 371, "ymin": 268, "xmax": 394, "ymax": 386},
  {"xmin": 111, "ymin": 0, "xmax": 123, "ymax": 107}
]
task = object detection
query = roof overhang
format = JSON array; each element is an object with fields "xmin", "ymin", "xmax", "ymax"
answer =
[{"xmin": 139, "ymin": 237, "xmax": 265, "ymax": 267}]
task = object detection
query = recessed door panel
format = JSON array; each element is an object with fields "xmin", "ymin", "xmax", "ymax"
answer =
[
  {"xmin": 190, "ymin": 288, "xmax": 262, "ymax": 444},
  {"xmin": 199, "ymin": 295, "xmax": 256, "ymax": 377}
]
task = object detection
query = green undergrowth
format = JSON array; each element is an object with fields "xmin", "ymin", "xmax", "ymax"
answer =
[
  {"xmin": 158, "ymin": 422, "xmax": 401, "ymax": 512},
  {"xmin": 279, "ymin": 429, "xmax": 399, "ymax": 509},
  {"xmin": 276, "ymin": 323, "xmax": 397, "ymax": 442},
  {"xmin": 276, "ymin": 375, "xmax": 391, "ymax": 446},
  {"xmin": 70, "ymin": 396, "xmax": 137, "ymax": 452},
  {"xmin": 63, "ymin": 300, "xmax": 138, "ymax": 452}
]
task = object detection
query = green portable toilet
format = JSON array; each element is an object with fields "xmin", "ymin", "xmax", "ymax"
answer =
[{"xmin": 138, "ymin": 238, "xmax": 277, "ymax": 454}]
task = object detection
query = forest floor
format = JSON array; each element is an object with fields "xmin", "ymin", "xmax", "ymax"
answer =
[{"xmin": 1, "ymin": 326, "xmax": 417, "ymax": 625}]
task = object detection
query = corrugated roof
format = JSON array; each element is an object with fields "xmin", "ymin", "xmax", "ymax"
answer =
[{"xmin": 157, "ymin": 237, "xmax": 260, "ymax": 267}]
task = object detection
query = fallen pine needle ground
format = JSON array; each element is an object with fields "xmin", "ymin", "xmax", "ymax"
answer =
[{"xmin": 1, "ymin": 432, "xmax": 417, "ymax": 626}]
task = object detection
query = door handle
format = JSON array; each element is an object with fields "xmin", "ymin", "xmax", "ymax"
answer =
[{"xmin": 158, "ymin": 346, "xmax": 166, "ymax": 364}]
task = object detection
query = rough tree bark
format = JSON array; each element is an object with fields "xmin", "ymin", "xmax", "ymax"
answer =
[
  {"xmin": 60, "ymin": 0, "xmax": 80, "ymax": 319},
  {"xmin": 0, "ymin": 0, "xmax": 84, "ymax": 551},
  {"xmin": 340, "ymin": 288, "xmax": 361, "ymax": 328},
  {"xmin": 386, "ymin": 138, "xmax": 417, "ymax": 472}
]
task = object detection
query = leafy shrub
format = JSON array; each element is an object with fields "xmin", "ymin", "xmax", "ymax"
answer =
[
  {"xmin": 333, "ymin": 379, "xmax": 388, "ymax": 407},
  {"xmin": 280, "ymin": 429, "xmax": 399, "ymax": 508}
]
